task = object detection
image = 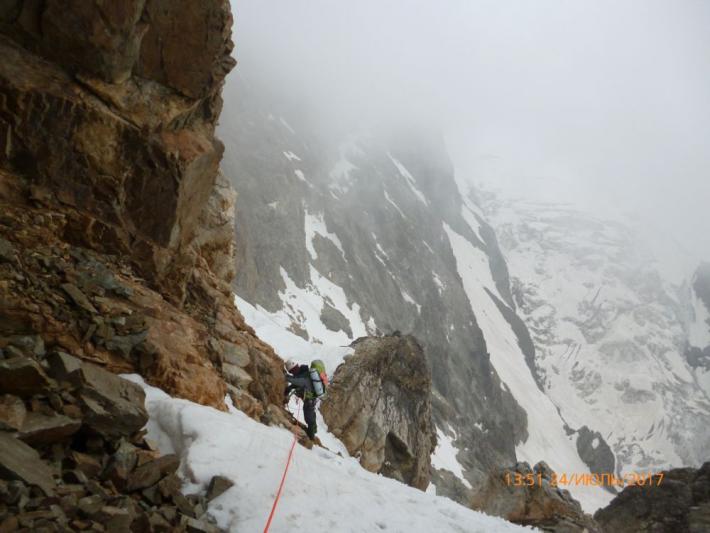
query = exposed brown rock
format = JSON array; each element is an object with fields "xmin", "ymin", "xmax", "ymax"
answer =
[
  {"xmin": 0, "ymin": 1, "xmax": 293, "ymax": 528},
  {"xmin": 126, "ymin": 453, "xmax": 180, "ymax": 492},
  {"xmin": 0, "ymin": 357, "xmax": 53, "ymax": 397},
  {"xmin": 594, "ymin": 462, "xmax": 710, "ymax": 533},
  {"xmin": 470, "ymin": 461, "xmax": 601, "ymax": 532},
  {"xmin": 320, "ymin": 334, "xmax": 436, "ymax": 490},
  {"xmin": 206, "ymin": 475, "xmax": 234, "ymax": 502}
]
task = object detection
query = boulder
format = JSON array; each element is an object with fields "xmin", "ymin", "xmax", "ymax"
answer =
[
  {"xmin": 126, "ymin": 454, "xmax": 180, "ymax": 492},
  {"xmin": 320, "ymin": 335, "xmax": 435, "ymax": 490},
  {"xmin": 46, "ymin": 351, "xmax": 83, "ymax": 381},
  {"xmin": 0, "ymin": 432, "xmax": 57, "ymax": 496},
  {"xmin": 18, "ymin": 411, "xmax": 82, "ymax": 445},
  {"xmin": 0, "ymin": 357, "xmax": 53, "ymax": 397},
  {"xmin": 222, "ymin": 341, "xmax": 250, "ymax": 368},
  {"xmin": 69, "ymin": 362, "xmax": 148, "ymax": 437},
  {"xmin": 206, "ymin": 475, "xmax": 234, "ymax": 502},
  {"xmin": 594, "ymin": 462, "xmax": 710, "ymax": 533},
  {"xmin": 470, "ymin": 461, "xmax": 601, "ymax": 532}
]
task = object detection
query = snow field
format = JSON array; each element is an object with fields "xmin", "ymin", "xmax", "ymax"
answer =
[
  {"xmin": 444, "ymin": 223, "xmax": 613, "ymax": 512},
  {"xmin": 123, "ymin": 376, "xmax": 531, "ymax": 533}
]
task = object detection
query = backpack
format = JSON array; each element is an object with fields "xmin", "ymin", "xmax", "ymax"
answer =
[{"xmin": 308, "ymin": 359, "xmax": 328, "ymax": 399}]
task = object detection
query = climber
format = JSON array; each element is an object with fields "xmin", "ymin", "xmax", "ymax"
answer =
[{"xmin": 283, "ymin": 358, "xmax": 327, "ymax": 440}]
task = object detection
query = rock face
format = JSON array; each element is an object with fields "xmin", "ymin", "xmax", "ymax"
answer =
[
  {"xmin": 470, "ymin": 462, "xmax": 602, "ymax": 532},
  {"xmin": 0, "ymin": 348, "xmax": 227, "ymax": 531},
  {"xmin": 320, "ymin": 334, "xmax": 436, "ymax": 490},
  {"xmin": 0, "ymin": 0, "xmax": 287, "ymax": 416},
  {"xmin": 594, "ymin": 462, "xmax": 710, "ymax": 533}
]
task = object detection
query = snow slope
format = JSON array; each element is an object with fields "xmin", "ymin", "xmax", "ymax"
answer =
[
  {"xmin": 444, "ymin": 223, "xmax": 613, "ymax": 512},
  {"xmin": 124, "ymin": 376, "xmax": 531, "ymax": 533}
]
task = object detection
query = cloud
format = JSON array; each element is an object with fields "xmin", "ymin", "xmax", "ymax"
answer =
[{"xmin": 230, "ymin": 0, "xmax": 710, "ymax": 265}]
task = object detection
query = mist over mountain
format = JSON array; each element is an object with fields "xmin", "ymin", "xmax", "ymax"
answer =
[
  {"xmin": 218, "ymin": 69, "xmax": 710, "ymax": 523},
  {"xmin": 232, "ymin": 0, "xmax": 710, "ymax": 265}
]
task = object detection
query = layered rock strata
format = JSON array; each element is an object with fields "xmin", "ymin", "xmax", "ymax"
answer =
[{"xmin": 0, "ymin": 0, "xmax": 285, "ymax": 415}]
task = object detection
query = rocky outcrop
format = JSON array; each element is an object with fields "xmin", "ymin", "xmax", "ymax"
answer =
[
  {"xmin": 574, "ymin": 426, "xmax": 615, "ymax": 491},
  {"xmin": 0, "ymin": 1, "xmax": 286, "ymax": 416},
  {"xmin": 320, "ymin": 334, "xmax": 436, "ymax": 490},
  {"xmin": 594, "ymin": 462, "xmax": 710, "ymax": 533},
  {"xmin": 0, "ymin": 349, "xmax": 226, "ymax": 531},
  {"xmin": 470, "ymin": 461, "xmax": 602, "ymax": 532}
]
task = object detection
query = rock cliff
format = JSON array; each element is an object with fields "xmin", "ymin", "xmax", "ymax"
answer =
[
  {"xmin": 320, "ymin": 334, "xmax": 435, "ymax": 490},
  {"xmin": 0, "ymin": 0, "xmax": 285, "ymax": 415},
  {"xmin": 594, "ymin": 462, "xmax": 710, "ymax": 533},
  {"xmin": 0, "ymin": 1, "xmax": 303, "ymax": 529}
]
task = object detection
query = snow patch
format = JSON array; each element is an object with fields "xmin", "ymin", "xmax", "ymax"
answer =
[
  {"xmin": 387, "ymin": 152, "xmax": 429, "ymax": 206},
  {"xmin": 401, "ymin": 290, "xmax": 422, "ymax": 314},
  {"xmin": 433, "ymin": 272, "xmax": 445, "ymax": 294},
  {"xmin": 304, "ymin": 210, "xmax": 345, "ymax": 261},
  {"xmin": 123, "ymin": 376, "xmax": 529, "ymax": 533},
  {"xmin": 432, "ymin": 427, "xmax": 472, "ymax": 489},
  {"xmin": 283, "ymin": 150, "xmax": 301, "ymax": 162},
  {"xmin": 384, "ymin": 189, "xmax": 407, "ymax": 219}
]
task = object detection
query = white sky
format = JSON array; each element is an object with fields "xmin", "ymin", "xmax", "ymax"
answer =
[{"xmin": 230, "ymin": 0, "xmax": 710, "ymax": 269}]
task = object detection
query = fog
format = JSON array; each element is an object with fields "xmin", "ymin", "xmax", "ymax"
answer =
[{"xmin": 230, "ymin": 0, "xmax": 710, "ymax": 270}]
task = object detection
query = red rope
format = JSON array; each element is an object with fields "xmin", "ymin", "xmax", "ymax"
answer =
[{"xmin": 263, "ymin": 399, "xmax": 302, "ymax": 533}]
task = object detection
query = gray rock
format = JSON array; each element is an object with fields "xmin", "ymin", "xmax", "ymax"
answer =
[
  {"xmin": 96, "ymin": 505, "xmax": 134, "ymax": 532},
  {"xmin": 7, "ymin": 335, "xmax": 45, "ymax": 357},
  {"xmin": 105, "ymin": 331, "xmax": 148, "ymax": 359},
  {"xmin": 68, "ymin": 362, "xmax": 148, "ymax": 437},
  {"xmin": 103, "ymin": 439, "xmax": 139, "ymax": 490},
  {"xmin": 221, "ymin": 363, "xmax": 253, "ymax": 388},
  {"xmin": 61, "ymin": 283, "xmax": 98, "ymax": 314},
  {"xmin": 595, "ymin": 462, "xmax": 710, "ymax": 533},
  {"xmin": 0, "ymin": 357, "xmax": 53, "ymax": 397},
  {"xmin": 222, "ymin": 342, "xmax": 250, "ymax": 367},
  {"xmin": 126, "ymin": 454, "xmax": 180, "ymax": 492},
  {"xmin": 17, "ymin": 411, "xmax": 81, "ymax": 445},
  {"xmin": 575, "ymin": 425, "xmax": 616, "ymax": 491},
  {"xmin": 0, "ymin": 432, "xmax": 57, "ymax": 496}
]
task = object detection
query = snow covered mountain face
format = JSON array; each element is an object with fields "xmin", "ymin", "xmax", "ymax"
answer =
[
  {"xmin": 687, "ymin": 263, "xmax": 710, "ymax": 394},
  {"xmin": 219, "ymin": 75, "xmax": 613, "ymax": 512},
  {"xmin": 479, "ymin": 192, "xmax": 710, "ymax": 478}
]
